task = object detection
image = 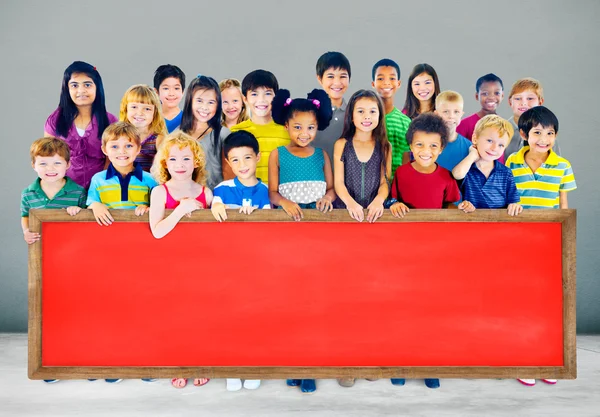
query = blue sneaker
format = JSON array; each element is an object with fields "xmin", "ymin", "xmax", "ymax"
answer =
[
  {"xmin": 87, "ymin": 379, "xmax": 97, "ymax": 381},
  {"xmin": 43, "ymin": 379, "xmax": 59, "ymax": 383},
  {"xmin": 391, "ymin": 378, "xmax": 405, "ymax": 386},
  {"xmin": 300, "ymin": 379, "xmax": 316, "ymax": 393},
  {"xmin": 142, "ymin": 378, "xmax": 157, "ymax": 382},
  {"xmin": 105, "ymin": 379, "xmax": 123, "ymax": 383},
  {"xmin": 286, "ymin": 379, "xmax": 301, "ymax": 387},
  {"xmin": 424, "ymin": 378, "xmax": 440, "ymax": 389}
]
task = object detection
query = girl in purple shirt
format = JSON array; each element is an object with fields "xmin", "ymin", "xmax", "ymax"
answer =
[{"xmin": 44, "ymin": 61, "xmax": 117, "ymax": 189}]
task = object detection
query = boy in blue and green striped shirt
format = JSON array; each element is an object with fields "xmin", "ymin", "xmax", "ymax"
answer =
[
  {"xmin": 87, "ymin": 122, "xmax": 157, "ymax": 226},
  {"xmin": 21, "ymin": 137, "xmax": 87, "ymax": 245},
  {"xmin": 505, "ymin": 106, "xmax": 576, "ymax": 209}
]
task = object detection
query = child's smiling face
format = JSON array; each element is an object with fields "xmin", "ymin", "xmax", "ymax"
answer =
[
  {"xmin": 410, "ymin": 131, "xmax": 442, "ymax": 171},
  {"xmin": 509, "ymin": 90, "xmax": 543, "ymax": 118},
  {"xmin": 352, "ymin": 98, "xmax": 380, "ymax": 133},
  {"xmin": 158, "ymin": 77, "xmax": 183, "ymax": 110},
  {"xmin": 33, "ymin": 154, "xmax": 70, "ymax": 184},
  {"xmin": 522, "ymin": 123, "xmax": 556, "ymax": 154},
  {"xmin": 244, "ymin": 87, "xmax": 275, "ymax": 118},
  {"xmin": 477, "ymin": 81, "xmax": 504, "ymax": 113},
  {"xmin": 473, "ymin": 127, "xmax": 509, "ymax": 162},
  {"xmin": 221, "ymin": 87, "xmax": 243, "ymax": 124},
  {"xmin": 68, "ymin": 73, "xmax": 96, "ymax": 108},
  {"xmin": 411, "ymin": 72, "xmax": 435, "ymax": 102},
  {"xmin": 192, "ymin": 88, "xmax": 218, "ymax": 124},
  {"xmin": 102, "ymin": 136, "xmax": 140, "ymax": 168},
  {"xmin": 286, "ymin": 111, "xmax": 317, "ymax": 147},
  {"xmin": 435, "ymin": 101, "xmax": 464, "ymax": 133},
  {"xmin": 372, "ymin": 66, "xmax": 400, "ymax": 100},
  {"xmin": 318, "ymin": 67, "xmax": 349, "ymax": 103},
  {"xmin": 126, "ymin": 102, "xmax": 155, "ymax": 130},
  {"xmin": 166, "ymin": 145, "xmax": 197, "ymax": 180},
  {"xmin": 226, "ymin": 146, "xmax": 260, "ymax": 181}
]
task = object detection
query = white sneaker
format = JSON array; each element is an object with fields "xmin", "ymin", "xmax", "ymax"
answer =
[
  {"xmin": 517, "ymin": 378, "xmax": 535, "ymax": 386},
  {"xmin": 542, "ymin": 379, "xmax": 557, "ymax": 384},
  {"xmin": 226, "ymin": 378, "xmax": 242, "ymax": 391},
  {"xmin": 243, "ymin": 379, "xmax": 261, "ymax": 390}
]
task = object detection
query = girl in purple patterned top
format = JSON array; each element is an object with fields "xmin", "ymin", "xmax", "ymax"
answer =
[{"xmin": 44, "ymin": 61, "xmax": 117, "ymax": 189}]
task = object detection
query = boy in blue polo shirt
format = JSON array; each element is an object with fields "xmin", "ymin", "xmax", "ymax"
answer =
[
  {"xmin": 87, "ymin": 121, "xmax": 157, "ymax": 226},
  {"xmin": 211, "ymin": 131, "xmax": 270, "ymax": 224},
  {"xmin": 452, "ymin": 114, "xmax": 522, "ymax": 215}
]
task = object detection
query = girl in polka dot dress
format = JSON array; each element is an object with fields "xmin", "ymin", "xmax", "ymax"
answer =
[{"xmin": 268, "ymin": 89, "xmax": 336, "ymax": 222}]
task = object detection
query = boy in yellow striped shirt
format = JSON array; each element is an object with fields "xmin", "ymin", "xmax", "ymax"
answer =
[{"xmin": 505, "ymin": 106, "xmax": 576, "ymax": 210}]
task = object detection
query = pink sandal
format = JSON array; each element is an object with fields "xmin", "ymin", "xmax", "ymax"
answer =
[
  {"xmin": 171, "ymin": 378, "xmax": 188, "ymax": 388},
  {"xmin": 193, "ymin": 378, "xmax": 210, "ymax": 387}
]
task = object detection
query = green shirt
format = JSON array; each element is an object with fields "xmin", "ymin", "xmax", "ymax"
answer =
[
  {"xmin": 21, "ymin": 177, "xmax": 87, "ymax": 217},
  {"xmin": 386, "ymin": 107, "xmax": 411, "ymax": 177}
]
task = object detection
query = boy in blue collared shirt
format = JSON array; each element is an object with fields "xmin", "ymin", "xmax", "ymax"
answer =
[
  {"xmin": 87, "ymin": 122, "xmax": 157, "ymax": 226},
  {"xmin": 211, "ymin": 131, "xmax": 270, "ymax": 223},
  {"xmin": 452, "ymin": 115, "xmax": 522, "ymax": 216}
]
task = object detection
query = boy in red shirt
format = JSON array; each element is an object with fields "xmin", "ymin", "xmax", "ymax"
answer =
[{"xmin": 390, "ymin": 113, "xmax": 473, "ymax": 218}]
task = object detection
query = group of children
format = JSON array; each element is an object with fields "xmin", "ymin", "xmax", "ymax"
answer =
[{"xmin": 22, "ymin": 53, "xmax": 576, "ymax": 392}]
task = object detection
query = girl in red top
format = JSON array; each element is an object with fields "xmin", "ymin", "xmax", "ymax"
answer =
[
  {"xmin": 149, "ymin": 132, "xmax": 212, "ymax": 389},
  {"xmin": 149, "ymin": 131, "xmax": 212, "ymax": 241}
]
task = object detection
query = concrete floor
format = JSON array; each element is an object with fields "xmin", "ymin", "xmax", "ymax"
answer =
[{"xmin": 1, "ymin": 334, "xmax": 599, "ymax": 417}]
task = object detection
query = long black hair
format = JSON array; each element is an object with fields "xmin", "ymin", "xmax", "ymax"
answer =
[
  {"xmin": 180, "ymin": 75, "xmax": 222, "ymax": 156},
  {"xmin": 56, "ymin": 61, "xmax": 110, "ymax": 139},
  {"xmin": 272, "ymin": 88, "xmax": 332, "ymax": 130}
]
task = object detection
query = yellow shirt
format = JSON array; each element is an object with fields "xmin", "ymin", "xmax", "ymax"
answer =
[{"xmin": 230, "ymin": 119, "xmax": 290, "ymax": 185}]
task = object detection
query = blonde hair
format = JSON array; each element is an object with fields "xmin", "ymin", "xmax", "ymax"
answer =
[
  {"xmin": 30, "ymin": 136, "xmax": 70, "ymax": 163},
  {"xmin": 509, "ymin": 77, "xmax": 544, "ymax": 100},
  {"xmin": 102, "ymin": 121, "xmax": 141, "ymax": 148},
  {"xmin": 473, "ymin": 114, "xmax": 514, "ymax": 143},
  {"xmin": 219, "ymin": 78, "xmax": 249, "ymax": 126},
  {"xmin": 435, "ymin": 90, "xmax": 464, "ymax": 108},
  {"xmin": 119, "ymin": 84, "xmax": 168, "ymax": 137},
  {"xmin": 151, "ymin": 131, "xmax": 207, "ymax": 185}
]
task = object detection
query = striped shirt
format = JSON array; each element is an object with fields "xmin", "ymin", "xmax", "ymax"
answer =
[
  {"xmin": 212, "ymin": 177, "xmax": 271, "ymax": 209},
  {"xmin": 21, "ymin": 177, "xmax": 87, "ymax": 217},
  {"xmin": 86, "ymin": 163, "xmax": 157, "ymax": 209},
  {"xmin": 505, "ymin": 146, "xmax": 576, "ymax": 209},
  {"xmin": 135, "ymin": 134, "xmax": 158, "ymax": 172},
  {"xmin": 460, "ymin": 161, "xmax": 520, "ymax": 209},
  {"xmin": 386, "ymin": 107, "xmax": 412, "ymax": 177}
]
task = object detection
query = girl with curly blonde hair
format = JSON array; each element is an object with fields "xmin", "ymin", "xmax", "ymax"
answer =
[{"xmin": 149, "ymin": 131, "xmax": 213, "ymax": 242}]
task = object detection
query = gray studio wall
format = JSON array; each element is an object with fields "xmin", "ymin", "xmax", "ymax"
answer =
[{"xmin": 1, "ymin": 0, "xmax": 598, "ymax": 332}]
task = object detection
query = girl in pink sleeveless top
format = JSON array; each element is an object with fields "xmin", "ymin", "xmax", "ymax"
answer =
[
  {"xmin": 149, "ymin": 132, "xmax": 213, "ymax": 243},
  {"xmin": 148, "ymin": 132, "xmax": 213, "ymax": 389}
]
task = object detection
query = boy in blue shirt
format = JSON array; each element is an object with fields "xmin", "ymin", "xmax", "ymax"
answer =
[
  {"xmin": 434, "ymin": 91, "xmax": 472, "ymax": 172},
  {"xmin": 452, "ymin": 114, "xmax": 522, "ymax": 215},
  {"xmin": 211, "ymin": 130, "xmax": 271, "ymax": 223},
  {"xmin": 153, "ymin": 64, "xmax": 186, "ymax": 133},
  {"xmin": 87, "ymin": 122, "xmax": 157, "ymax": 226}
]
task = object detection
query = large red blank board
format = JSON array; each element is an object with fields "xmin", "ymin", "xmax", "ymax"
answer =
[{"xmin": 41, "ymin": 221, "xmax": 563, "ymax": 367}]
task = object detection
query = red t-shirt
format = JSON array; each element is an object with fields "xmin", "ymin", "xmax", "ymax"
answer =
[
  {"xmin": 456, "ymin": 113, "xmax": 481, "ymax": 141},
  {"xmin": 391, "ymin": 163, "xmax": 461, "ymax": 208}
]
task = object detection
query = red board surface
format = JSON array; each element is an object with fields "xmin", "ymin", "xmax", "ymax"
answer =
[{"xmin": 41, "ymin": 221, "xmax": 563, "ymax": 367}]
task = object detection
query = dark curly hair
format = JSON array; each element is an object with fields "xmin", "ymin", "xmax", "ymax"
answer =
[{"xmin": 271, "ymin": 89, "xmax": 333, "ymax": 131}]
